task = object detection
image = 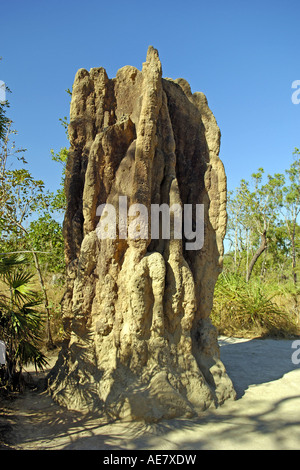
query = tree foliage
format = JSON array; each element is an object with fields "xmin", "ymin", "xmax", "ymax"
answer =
[
  {"xmin": 225, "ymin": 149, "xmax": 300, "ymax": 286},
  {"xmin": 0, "ymin": 92, "xmax": 63, "ymax": 350},
  {"xmin": 28, "ymin": 214, "xmax": 65, "ymax": 273}
]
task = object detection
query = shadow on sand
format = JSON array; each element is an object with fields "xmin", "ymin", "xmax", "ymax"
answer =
[
  {"xmin": 1, "ymin": 337, "xmax": 300, "ymax": 450},
  {"xmin": 218, "ymin": 336, "xmax": 300, "ymax": 398}
]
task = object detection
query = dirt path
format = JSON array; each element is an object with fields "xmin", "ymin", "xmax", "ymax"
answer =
[{"xmin": 1, "ymin": 336, "xmax": 300, "ymax": 450}]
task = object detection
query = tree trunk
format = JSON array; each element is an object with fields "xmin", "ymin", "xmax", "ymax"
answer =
[
  {"xmin": 291, "ymin": 219, "xmax": 297, "ymax": 286},
  {"xmin": 30, "ymin": 249, "xmax": 55, "ymax": 349},
  {"xmin": 246, "ymin": 230, "xmax": 267, "ymax": 282},
  {"xmin": 285, "ymin": 217, "xmax": 298, "ymax": 287}
]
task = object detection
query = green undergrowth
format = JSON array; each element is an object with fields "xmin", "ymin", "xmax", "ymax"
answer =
[{"xmin": 211, "ymin": 273, "xmax": 300, "ymax": 338}]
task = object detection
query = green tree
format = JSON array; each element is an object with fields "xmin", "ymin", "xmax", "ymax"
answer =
[
  {"xmin": 281, "ymin": 149, "xmax": 300, "ymax": 285},
  {"xmin": 0, "ymin": 113, "xmax": 55, "ymax": 348},
  {"xmin": 227, "ymin": 169, "xmax": 285, "ymax": 282},
  {"xmin": 49, "ymin": 146, "xmax": 68, "ymax": 214},
  {"xmin": 226, "ymin": 150, "xmax": 300, "ymax": 286},
  {"xmin": 28, "ymin": 214, "xmax": 65, "ymax": 273},
  {"xmin": 226, "ymin": 185, "xmax": 249, "ymax": 273},
  {"xmin": 245, "ymin": 169, "xmax": 285, "ymax": 282},
  {"xmin": 0, "ymin": 85, "xmax": 69, "ymax": 351}
]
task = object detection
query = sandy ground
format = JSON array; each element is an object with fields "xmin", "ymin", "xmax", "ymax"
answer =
[{"xmin": 1, "ymin": 336, "xmax": 300, "ymax": 451}]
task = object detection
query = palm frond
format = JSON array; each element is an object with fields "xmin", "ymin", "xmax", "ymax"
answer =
[
  {"xmin": 0, "ymin": 254, "xmax": 47, "ymax": 374},
  {"xmin": 0, "ymin": 253, "xmax": 28, "ymax": 275},
  {"xmin": 15, "ymin": 340, "xmax": 48, "ymax": 369},
  {"xmin": 8, "ymin": 269, "xmax": 36, "ymax": 304}
]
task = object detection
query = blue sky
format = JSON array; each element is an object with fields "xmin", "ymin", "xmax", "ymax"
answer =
[{"xmin": 1, "ymin": 0, "xmax": 299, "ymax": 201}]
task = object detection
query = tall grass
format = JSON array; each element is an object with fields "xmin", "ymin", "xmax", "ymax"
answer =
[{"xmin": 211, "ymin": 273, "xmax": 300, "ymax": 338}]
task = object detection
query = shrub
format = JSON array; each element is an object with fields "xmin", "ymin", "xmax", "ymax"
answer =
[
  {"xmin": 211, "ymin": 273, "xmax": 299, "ymax": 337},
  {"xmin": 0, "ymin": 254, "xmax": 48, "ymax": 389}
]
